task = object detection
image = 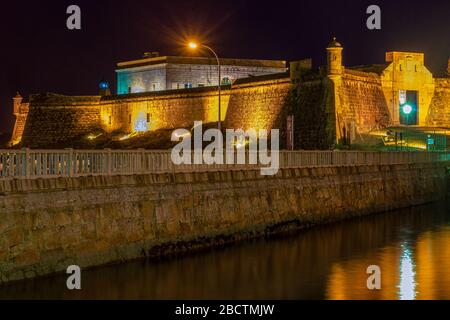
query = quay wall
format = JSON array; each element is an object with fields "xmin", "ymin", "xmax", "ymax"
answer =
[{"xmin": 0, "ymin": 162, "xmax": 448, "ymax": 283}]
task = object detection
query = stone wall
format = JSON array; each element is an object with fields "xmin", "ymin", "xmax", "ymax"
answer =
[
  {"xmin": 292, "ymin": 78, "xmax": 335, "ymax": 149},
  {"xmin": 116, "ymin": 56, "xmax": 286, "ymax": 94},
  {"xmin": 20, "ymin": 94, "xmax": 102, "ymax": 149},
  {"xmin": 224, "ymin": 76, "xmax": 292, "ymax": 147},
  {"xmin": 100, "ymin": 86, "xmax": 231, "ymax": 134},
  {"xmin": 336, "ymin": 71, "xmax": 391, "ymax": 142},
  {"xmin": 10, "ymin": 68, "xmax": 450, "ymax": 150},
  {"xmin": 0, "ymin": 162, "xmax": 448, "ymax": 283},
  {"xmin": 427, "ymin": 79, "xmax": 450, "ymax": 127},
  {"xmin": 17, "ymin": 77, "xmax": 293, "ymax": 148}
]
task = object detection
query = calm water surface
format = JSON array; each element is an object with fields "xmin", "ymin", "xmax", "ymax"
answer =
[{"xmin": 1, "ymin": 201, "xmax": 450, "ymax": 300}]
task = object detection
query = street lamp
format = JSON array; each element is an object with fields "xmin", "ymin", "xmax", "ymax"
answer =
[{"xmin": 188, "ymin": 41, "xmax": 222, "ymax": 131}]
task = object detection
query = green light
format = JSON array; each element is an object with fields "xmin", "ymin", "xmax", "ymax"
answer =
[{"xmin": 402, "ymin": 104, "xmax": 412, "ymax": 115}]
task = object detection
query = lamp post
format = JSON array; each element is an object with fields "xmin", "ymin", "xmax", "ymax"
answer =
[{"xmin": 188, "ymin": 42, "xmax": 222, "ymax": 131}]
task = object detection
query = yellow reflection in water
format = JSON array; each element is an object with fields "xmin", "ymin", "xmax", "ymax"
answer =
[{"xmin": 326, "ymin": 227, "xmax": 450, "ymax": 300}]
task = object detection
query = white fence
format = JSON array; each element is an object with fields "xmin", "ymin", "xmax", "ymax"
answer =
[{"xmin": 0, "ymin": 149, "xmax": 449, "ymax": 179}]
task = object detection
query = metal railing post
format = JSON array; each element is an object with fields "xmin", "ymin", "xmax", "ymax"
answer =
[
  {"xmin": 105, "ymin": 148, "xmax": 112, "ymax": 175},
  {"xmin": 65, "ymin": 148, "xmax": 73, "ymax": 177}
]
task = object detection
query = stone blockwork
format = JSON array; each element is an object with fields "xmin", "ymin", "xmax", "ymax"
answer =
[
  {"xmin": 224, "ymin": 76, "xmax": 292, "ymax": 146},
  {"xmin": 0, "ymin": 162, "xmax": 448, "ymax": 283},
  {"xmin": 18, "ymin": 94, "xmax": 102, "ymax": 149},
  {"xmin": 99, "ymin": 86, "xmax": 231, "ymax": 134},
  {"xmin": 292, "ymin": 78, "xmax": 335, "ymax": 149},
  {"xmin": 336, "ymin": 71, "xmax": 391, "ymax": 142},
  {"xmin": 427, "ymin": 79, "xmax": 450, "ymax": 127},
  {"xmin": 116, "ymin": 55, "xmax": 286, "ymax": 94}
]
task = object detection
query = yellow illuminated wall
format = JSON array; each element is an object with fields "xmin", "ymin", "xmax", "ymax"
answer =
[
  {"xmin": 380, "ymin": 52, "xmax": 435, "ymax": 126},
  {"xmin": 99, "ymin": 90, "xmax": 231, "ymax": 134},
  {"xmin": 329, "ymin": 49, "xmax": 449, "ymax": 145}
]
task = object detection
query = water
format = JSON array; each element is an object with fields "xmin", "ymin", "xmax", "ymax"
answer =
[{"xmin": 1, "ymin": 201, "xmax": 450, "ymax": 300}]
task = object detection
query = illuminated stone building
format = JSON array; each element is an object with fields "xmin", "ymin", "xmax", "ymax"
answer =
[
  {"xmin": 116, "ymin": 53, "xmax": 287, "ymax": 94},
  {"xmin": 324, "ymin": 38, "xmax": 444, "ymax": 144},
  {"xmin": 9, "ymin": 39, "xmax": 450, "ymax": 149}
]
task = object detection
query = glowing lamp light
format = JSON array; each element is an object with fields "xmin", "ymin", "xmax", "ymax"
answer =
[
  {"xmin": 87, "ymin": 133, "xmax": 102, "ymax": 140},
  {"xmin": 174, "ymin": 131, "xmax": 191, "ymax": 138},
  {"xmin": 99, "ymin": 81, "xmax": 109, "ymax": 90},
  {"xmin": 119, "ymin": 134, "xmax": 131, "ymax": 141},
  {"xmin": 233, "ymin": 137, "xmax": 248, "ymax": 149},
  {"xmin": 188, "ymin": 42, "xmax": 198, "ymax": 49},
  {"xmin": 402, "ymin": 104, "xmax": 413, "ymax": 115}
]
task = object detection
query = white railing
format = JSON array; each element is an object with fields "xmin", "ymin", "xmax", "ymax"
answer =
[{"xmin": 0, "ymin": 149, "xmax": 449, "ymax": 179}]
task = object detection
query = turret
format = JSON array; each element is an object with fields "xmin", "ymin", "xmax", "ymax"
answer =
[
  {"xmin": 326, "ymin": 37, "xmax": 343, "ymax": 76},
  {"xmin": 13, "ymin": 92, "xmax": 23, "ymax": 115}
]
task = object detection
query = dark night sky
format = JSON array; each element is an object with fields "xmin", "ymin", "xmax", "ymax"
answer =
[{"xmin": 0, "ymin": 0, "xmax": 449, "ymax": 133}]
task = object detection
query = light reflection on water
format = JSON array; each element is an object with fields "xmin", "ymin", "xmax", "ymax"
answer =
[
  {"xmin": 0, "ymin": 201, "xmax": 449, "ymax": 300},
  {"xmin": 398, "ymin": 243, "xmax": 416, "ymax": 300}
]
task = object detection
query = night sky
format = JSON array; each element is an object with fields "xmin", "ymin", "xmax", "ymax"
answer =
[{"xmin": 0, "ymin": 0, "xmax": 449, "ymax": 133}]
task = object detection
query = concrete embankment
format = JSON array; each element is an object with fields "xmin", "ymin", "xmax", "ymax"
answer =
[{"xmin": 0, "ymin": 162, "xmax": 449, "ymax": 283}]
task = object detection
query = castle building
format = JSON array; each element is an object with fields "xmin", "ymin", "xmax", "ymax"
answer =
[
  {"xmin": 116, "ymin": 53, "xmax": 287, "ymax": 94},
  {"xmin": 321, "ymin": 38, "xmax": 448, "ymax": 148},
  {"xmin": 9, "ymin": 39, "xmax": 450, "ymax": 150}
]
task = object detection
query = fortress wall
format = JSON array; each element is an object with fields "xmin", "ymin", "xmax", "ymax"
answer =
[
  {"xmin": 12, "ymin": 74, "xmax": 450, "ymax": 150},
  {"xmin": 427, "ymin": 79, "xmax": 450, "ymax": 127},
  {"xmin": 293, "ymin": 78, "xmax": 334, "ymax": 150},
  {"xmin": 336, "ymin": 72, "xmax": 391, "ymax": 139},
  {"xmin": 0, "ymin": 162, "xmax": 447, "ymax": 283},
  {"xmin": 224, "ymin": 78, "xmax": 292, "ymax": 135},
  {"xmin": 100, "ymin": 87, "xmax": 231, "ymax": 133},
  {"xmin": 17, "ymin": 79, "xmax": 293, "ymax": 149},
  {"xmin": 20, "ymin": 95, "xmax": 102, "ymax": 149}
]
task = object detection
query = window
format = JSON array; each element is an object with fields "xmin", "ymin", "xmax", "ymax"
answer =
[
  {"xmin": 184, "ymin": 83, "xmax": 193, "ymax": 89},
  {"xmin": 129, "ymin": 114, "xmax": 132, "ymax": 124},
  {"xmin": 128, "ymin": 87, "xmax": 132, "ymax": 94},
  {"xmin": 147, "ymin": 113, "xmax": 150, "ymax": 123},
  {"xmin": 109, "ymin": 115, "xmax": 112, "ymax": 125},
  {"xmin": 152, "ymin": 83, "xmax": 157, "ymax": 91},
  {"xmin": 198, "ymin": 83, "xmax": 205, "ymax": 87}
]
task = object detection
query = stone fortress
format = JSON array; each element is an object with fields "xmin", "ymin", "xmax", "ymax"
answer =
[
  {"xmin": 9, "ymin": 38, "xmax": 450, "ymax": 149},
  {"xmin": 116, "ymin": 52, "xmax": 287, "ymax": 93}
]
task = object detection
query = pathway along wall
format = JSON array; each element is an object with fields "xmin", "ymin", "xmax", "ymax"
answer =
[{"xmin": 0, "ymin": 162, "xmax": 448, "ymax": 283}]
